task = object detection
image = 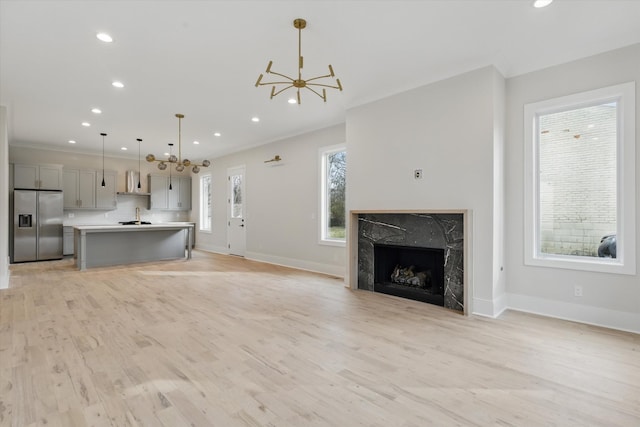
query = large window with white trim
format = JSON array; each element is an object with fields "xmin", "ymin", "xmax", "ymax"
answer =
[
  {"xmin": 524, "ymin": 82, "xmax": 635, "ymax": 274},
  {"xmin": 200, "ymin": 174, "xmax": 212, "ymax": 232},
  {"xmin": 320, "ymin": 145, "xmax": 346, "ymax": 245}
]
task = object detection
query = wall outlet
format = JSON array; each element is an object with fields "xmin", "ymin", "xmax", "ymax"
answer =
[
  {"xmin": 574, "ymin": 285, "xmax": 583, "ymax": 297},
  {"xmin": 414, "ymin": 169, "xmax": 423, "ymax": 179}
]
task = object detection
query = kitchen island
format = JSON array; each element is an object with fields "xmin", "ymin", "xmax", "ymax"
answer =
[{"xmin": 73, "ymin": 223, "xmax": 194, "ymax": 270}]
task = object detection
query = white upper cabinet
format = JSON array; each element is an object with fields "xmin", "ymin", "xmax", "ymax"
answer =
[
  {"xmin": 148, "ymin": 174, "xmax": 191, "ymax": 211},
  {"xmin": 13, "ymin": 164, "xmax": 63, "ymax": 190}
]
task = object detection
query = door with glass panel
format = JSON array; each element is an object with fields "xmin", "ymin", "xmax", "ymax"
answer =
[{"xmin": 227, "ymin": 165, "xmax": 246, "ymax": 256}]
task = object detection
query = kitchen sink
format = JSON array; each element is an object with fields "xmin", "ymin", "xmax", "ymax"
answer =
[{"xmin": 119, "ymin": 221, "xmax": 152, "ymax": 225}]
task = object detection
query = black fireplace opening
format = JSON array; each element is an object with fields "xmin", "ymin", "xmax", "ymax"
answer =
[{"xmin": 373, "ymin": 244, "xmax": 445, "ymax": 306}]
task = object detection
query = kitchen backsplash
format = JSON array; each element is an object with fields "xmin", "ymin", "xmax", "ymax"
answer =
[{"xmin": 63, "ymin": 194, "xmax": 189, "ymax": 226}]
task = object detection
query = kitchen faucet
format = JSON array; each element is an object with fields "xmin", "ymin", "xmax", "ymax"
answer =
[{"xmin": 135, "ymin": 207, "xmax": 141, "ymax": 225}]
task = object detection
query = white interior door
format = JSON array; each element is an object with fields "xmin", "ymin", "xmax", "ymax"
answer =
[{"xmin": 227, "ymin": 166, "xmax": 246, "ymax": 256}]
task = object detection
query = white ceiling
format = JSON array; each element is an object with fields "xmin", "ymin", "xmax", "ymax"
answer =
[{"xmin": 2, "ymin": 0, "xmax": 640, "ymax": 162}]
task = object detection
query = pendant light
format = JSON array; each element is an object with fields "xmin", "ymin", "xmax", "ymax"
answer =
[
  {"xmin": 168, "ymin": 143, "xmax": 173, "ymax": 190},
  {"xmin": 100, "ymin": 132, "xmax": 107, "ymax": 187},
  {"xmin": 137, "ymin": 138, "xmax": 142, "ymax": 189}
]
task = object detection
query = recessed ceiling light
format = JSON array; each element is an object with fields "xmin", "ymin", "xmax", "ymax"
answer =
[
  {"xmin": 96, "ymin": 32, "xmax": 113, "ymax": 43},
  {"xmin": 533, "ymin": 0, "xmax": 553, "ymax": 8},
  {"xmin": 91, "ymin": 108, "xmax": 102, "ymax": 114},
  {"xmin": 214, "ymin": 132, "xmax": 221, "ymax": 137},
  {"xmin": 164, "ymin": 152, "xmax": 169, "ymax": 156},
  {"xmin": 288, "ymin": 98, "xmax": 297, "ymax": 104},
  {"xmin": 121, "ymin": 147, "xmax": 127, "ymax": 151},
  {"xmin": 193, "ymin": 141, "xmax": 199, "ymax": 145},
  {"xmin": 68, "ymin": 140, "xmax": 76, "ymax": 144},
  {"xmin": 251, "ymin": 117, "xmax": 260, "ymax": 122},
  {"xmin": 112, "ymin": 81, "xmax": 124, "ymax": 88},
  {"xmin": 81, "ymin": 122, "xmax": 91, "ymax": 127}
]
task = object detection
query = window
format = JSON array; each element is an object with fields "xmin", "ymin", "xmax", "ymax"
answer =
[
  {"xmin": 320, "ymin": 145, "xmax": 346, "ymax": 245},
  {"xmin": 524, "ymin": 82, "xmax": 635, "ymax": 274},
  {"xmin": 200, "ymin": 174, "xmax": 211, "ymax": 231}
]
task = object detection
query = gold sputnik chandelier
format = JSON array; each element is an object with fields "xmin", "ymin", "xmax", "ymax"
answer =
[
  {"xmin": 146, "ymin": 113, "xmax": 210, "ymax": 174},
  {"xmin": 255, "ymin": 18, "xmax": 343, "ymax": 104}
]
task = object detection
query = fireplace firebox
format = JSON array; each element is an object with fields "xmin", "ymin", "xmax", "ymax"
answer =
[{"xmin": 374, "ymin": 244, "xmax": 445, "ymax": 306}]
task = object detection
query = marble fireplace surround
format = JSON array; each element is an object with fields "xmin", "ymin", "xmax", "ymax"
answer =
[{"xmin": 349, "ymin": 210, "xmax": 470, "ymax": 314}]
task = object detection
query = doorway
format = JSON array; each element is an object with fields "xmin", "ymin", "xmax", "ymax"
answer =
[{"xmin": 227, "ymin": 165, "xmax": 246, "ymax": 256}]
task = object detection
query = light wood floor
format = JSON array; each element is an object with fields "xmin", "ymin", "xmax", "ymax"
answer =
[{"xmin": 1, "ymin": 251, "xmax": 638, "ymax": 427}]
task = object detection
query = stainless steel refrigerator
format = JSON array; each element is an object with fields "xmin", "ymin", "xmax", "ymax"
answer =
[{"xmin": 13, "ymin": 189, "xmax": 63, "ymax": 262}]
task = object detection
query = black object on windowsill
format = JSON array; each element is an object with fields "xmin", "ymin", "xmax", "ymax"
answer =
[{"xmin": 119, "ymin": 221, "xmax": 152, "ymax": 225}]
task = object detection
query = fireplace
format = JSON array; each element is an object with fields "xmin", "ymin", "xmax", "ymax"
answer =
[
  {"xmin": 374, "ymin": 244, "xmax": 445, "ymax": 306},
  {"xmin": 356, "ymin": 212, "xmax": 464, "ymax": 312}
]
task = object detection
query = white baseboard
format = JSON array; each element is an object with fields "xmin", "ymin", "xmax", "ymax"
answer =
[
  {"xmin": 194, "ymin": 246, "xmax": 345, "ymax": 278},
  {"xmin": 245, "ymin": 251, "xmax": 345, "ymax": 278},
  {"xmin": 507, "ymin": 293, "xmax": 640, "ymax": 334},
  {"xmin": 195, "ymin": 244, "xmax": 229, "ymax": 255}
]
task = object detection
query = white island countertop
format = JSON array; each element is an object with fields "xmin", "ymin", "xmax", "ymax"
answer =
[{"xmin": 73, "ymin": 223, "xmax": 194, "ymax": 231}]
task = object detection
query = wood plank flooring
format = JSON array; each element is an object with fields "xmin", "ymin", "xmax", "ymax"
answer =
[{"xmin": 1, "ymin": 251, "xmax": 639, "ymax": 426}]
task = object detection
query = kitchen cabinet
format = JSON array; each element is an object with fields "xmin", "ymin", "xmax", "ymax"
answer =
[
  {"xmin": 148, "ymin": 174, "xmax": 191, "ymax": 210},
  {"xmin": 63, "ymin": 168, "xmax": 117, "ymax": 210},
  {"xmin": 96, "ymin": 171, "xmax": 117, "ymax": 209},
  {"xmin": 63, "ymin": 169, "xmax": 95, "ymax": 209},
  {"xmin": 13, "ymin": 163, "xmax": 63, "ymax": 190},
  {"xmin": 63, "ymin": 226, "xmax": 74, "ymax": 255}
]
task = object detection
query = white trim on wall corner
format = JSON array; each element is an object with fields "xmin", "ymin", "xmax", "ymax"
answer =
[
  {"xmin": 472, "ymin": 295, "xmax": 508, "ymax": 318},
  {"xmin": 0, "ymin": 256, "xmax": 9, "ymax": 290},
  {"xmin": 507, "ymin": 293, "xmax": 640, "ymax": 334}
]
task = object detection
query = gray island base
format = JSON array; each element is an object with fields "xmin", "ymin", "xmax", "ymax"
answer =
[{"xmin": 74, "ymin": 224, "xmax": 194, "ymax": 270}]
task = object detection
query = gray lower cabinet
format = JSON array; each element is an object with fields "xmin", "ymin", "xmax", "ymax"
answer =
[
  {"xmin": 63, "ymin": 226, "xmax": 74, "ymax": 255},
  {"xmin": 148, "ymin": 174, "xmax": 191, "ymax": 210}
]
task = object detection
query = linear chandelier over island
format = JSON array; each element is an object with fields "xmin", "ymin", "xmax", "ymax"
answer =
[{"xmin": 146, "ymin": 113, "xmax": 210, "ymax": 173}]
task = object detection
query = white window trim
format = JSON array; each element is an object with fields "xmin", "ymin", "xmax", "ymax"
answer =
[
  {"xmin": 199, "ymin": 173, "xmax": 212, "ymax": 233},
  {"xmin": 524, "ymin": 82, "xmax": 636, "ymax": 275},
  {"xmin": 319, "ymin": 143, "xmax": 346, "ymax": 247}
]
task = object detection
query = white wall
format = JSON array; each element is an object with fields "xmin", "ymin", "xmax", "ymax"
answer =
[
  {"xmin": 346, "ymin": 66, "xmax": 506, "ymax": 316},
  {"xmin": 0, "ymin": 107, "xmax": 9, "ymax": 289},
  {"xmin": 194, "ymin": 124, "xmax": 346, "ymax": 277},
  {"xmin": 9, "ymin": 146, "xmax": 189, "ymax": 225},
  {"xmin": 505, "ymin": 43, "xmax": 640, "ymax": 333}
]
